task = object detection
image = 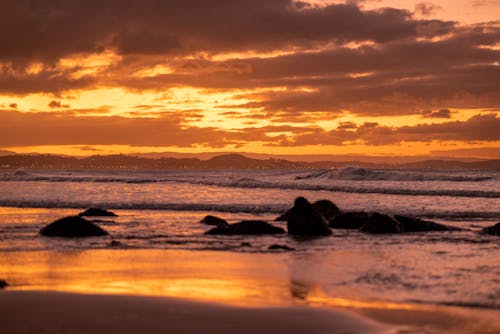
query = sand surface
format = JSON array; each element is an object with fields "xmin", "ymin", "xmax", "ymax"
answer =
[
  {"xmin": 2, "ymin": 249, "xmax": 499, "ymax": 334},
  {"xmin": 0, "ymin": 291, "xmax": 389, "ymax": 334}
]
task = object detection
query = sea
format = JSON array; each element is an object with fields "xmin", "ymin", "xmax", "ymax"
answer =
[{"xmin": 0, "ymin": 167, "xmax": 499, "ymax": 311}]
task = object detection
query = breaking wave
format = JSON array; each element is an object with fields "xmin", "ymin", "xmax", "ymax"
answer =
[
  {"xmin": 298, "ymin": 167, "xmax": 495, "ymax": 182},
  {"xmin": 0, "ymin": 199, "xmax": 288, "ymax": 214},
  {"xmin": 0, "ymin": 199, "xmax": 498, "ymax": 220}
]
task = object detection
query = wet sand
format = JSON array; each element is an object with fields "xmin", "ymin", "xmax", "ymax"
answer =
[
  {"xmin": 1, "ymin": 249, "xmax": 499, "ymax": 334},
  {"xmin": 0, "ymin": 291, "xmax": 389, "ymax": 334}
]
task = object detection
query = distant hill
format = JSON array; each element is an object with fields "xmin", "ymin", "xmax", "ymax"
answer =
[
  {"xmin": 0, "ymin": 150, "xmax": 16, "ymax": 157},
  {"xmin": 0, "ymin": 153, "xmax": 498, "ymax": 170}
]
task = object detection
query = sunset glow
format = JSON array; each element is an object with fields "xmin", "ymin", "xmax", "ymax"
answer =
[{"xmin": 1, "ymin": 0, "xmax": 499, "ymax": 158}]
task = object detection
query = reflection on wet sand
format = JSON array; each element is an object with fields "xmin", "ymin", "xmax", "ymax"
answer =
[{"xmin": 2, "ymin": 249, "xmax": 499, "ymax": 334}]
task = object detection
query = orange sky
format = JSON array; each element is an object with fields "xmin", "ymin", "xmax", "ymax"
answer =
[{"xmin": 0, "ymin": 0, "xmax": 499, "ymax": 158}]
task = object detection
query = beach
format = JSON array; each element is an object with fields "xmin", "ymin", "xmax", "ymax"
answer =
[
  {"xmin": 1, "ymin": 168, "xmax": 499, "ymax": 333},
  {"xmin": 2, "ymin": 249, "xmax": 500, "ymax": 334},
  {"xmin": 0, "ymin": 290, "xmax": 390, "ymax": 334}
]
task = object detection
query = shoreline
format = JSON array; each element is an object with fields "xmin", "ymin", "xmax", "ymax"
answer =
[
  {"xmin": 0, "ymin": 290, "xmax": 390, "ymax": 334},
  {"xmin": 2, "ymin": 248, "xmax": 500, "ymax": 333}
]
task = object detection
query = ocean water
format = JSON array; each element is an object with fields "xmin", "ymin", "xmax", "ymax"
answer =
[{"xmin": 0, "ymin": 167, "xmax": 499, "ymax": 310}]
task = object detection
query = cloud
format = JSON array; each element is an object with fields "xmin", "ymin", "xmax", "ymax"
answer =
[
  {"xmin": 414, "ymin": 2, "xmax": 441, "ymax": 16},
  {"xmin": 0, "ymin": 0, "xmax": 454, "ymax": 64},
  {"xmin": 0, "ymin": 110, "xmax": 242, "ymax": 147},
  {"xmin": 422, "ymin": 108, "xmax": 452, "ymax": 118},
  {"xmin": 0, "ymin": 110, "xmax": 497, "ymax": 148},
  {"xmin": 48, "ymin": 100, "xmax": 70, "ymax": 108},
  {"xmin": 0, "ymin": 0, "xmax": 500, "ymax": 141}
]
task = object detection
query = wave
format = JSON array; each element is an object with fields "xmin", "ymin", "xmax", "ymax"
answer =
[
  {"xmin": 0, "ymin": 172, "xmax": 166, "ymax": 184},
  {"xmin": 0, "ymin": 199, "xmax": 498, "ymax": 220},
  {"xmin": 1, "ymin": 171, "xmax": 499, "ymax": 198},
  {"xmin": 0, "ymin": 199, "xmax": 289, "ymax": 214},
  {"xmin": 187, "ymin": 177, "xmax": 500, "ymax": 198},
  {"xmin": 298, "ymin": 167, "xmax": 495, "ymax": 182}
]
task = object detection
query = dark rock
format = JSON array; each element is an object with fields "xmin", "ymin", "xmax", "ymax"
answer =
[
  {"xmin": 274, "ymin": 211, "xmax": 290, "ymax": 221},
  {"xmin": 40, "ymin": 216, "xmax": 109, "ymax": 237},
  {"xmin": 394, "ymin": 215, "xmax": 461, "ymax": 232},
  {"xmin": 199, "ymin": 215, "xmax": 229, "ymax": 227},
  {"xmin": 206, "ymin": 220, "xmax": 285, "ymax": 235},
  {"xmin": 312, "ymin": 199, "xmax": 341, "ymax": 221},
  {"xmin": 359, "ymin": 213, "xmax": 404, "ymax": 234},
  {"xmin": 275, "ymin": 199, "xmax": 340, "ymax": 222},
  {"xmin": 0, "ymin": 279, "xmax": 8, "ymax": 288},
  {"xmin": 329, "ymin": 211, "xmax": 370, "ymax": 229},
  {"xmin": 78, "ymin": 208, "xmax": 117, "ymax": 217},
  {"xmin": 481, "ymin": 222, "xmax": 500, "ymax": 236},
  {"xmin": 109, "ymin": 240, "xmax": 124, "ymax": 247},
  {"xmin": 287, "ymin": 197, "xmax": 332, "ymax": 236},
  {"xmin": 268, "ymin": 244, "xmax": 296, "ymax": 251}
]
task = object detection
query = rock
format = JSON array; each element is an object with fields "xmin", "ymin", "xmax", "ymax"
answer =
[
  {"xmin": 78, "ymin": 208, "xmax": 117, "ymax": 217},
  {"xmin": 0, "ymin": 279, "xmax": 8, "ymax": 288},
  {"xmin": 286, "ymin": 197, "xmax": 332, "ymax": 236},
  {"xmin": 40, "ymin": 216, "xmax": 109, "ymax": 237},
  {"xmin": 275, "ymin": 199, "xmax": 340, "ymax": 222},
  {"xmin": 206, "ymin": 220, "xmax": 285, "ymax": 235},
  {"xmin": 109, "ymin": 240, "xmax": 124, "ymax": 247},
  {"xmin": 394, "ymin": 215, "xmax": 461, "ymax": 232},
  {"xmin": 481, "ymin": 222, "xmax": 500, "ymax": 236},
  {"xmin": 199, "ymin": 215, "xmax": 229, "ymax": 227},
  {"xmin": 359, "ymin": 213, "xmax": 404, "ymax": 234},
  {"xmin": 274, "ymin": 211, "xmax": 290, "ymax": 221},
  {"xmin": 312, "ymin": 199, "xmax": 341, "ymax": 221},
  {"xmin": 329, "ymin": 211, "xmax": 371, "ymax": 229},
  {"xmin": 268, "ymin": 244, "xmax": 295, "ymax": 251}
]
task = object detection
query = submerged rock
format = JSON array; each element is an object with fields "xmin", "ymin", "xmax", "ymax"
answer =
[
  {"xmin": 394, "ymin": 215, "xmax": 461, "ymax": 232},
  {"xmin": 359, "ymin": 213, "xmax": 403, "ymax": 234},
  {"xmin": 481, "ymin": 222, "xmax": 500, "ymax": 236},
  {"xmin": 268, "ymin": 244, "xmax": 296, "ymax": 251},
  {"xmin": 78, "ymin": 208, "xmax": 117, "ymax": 217},
  {"xmin": 275, "ymin": 199, "xmax": 340, "ymax": 222},
  {"xmin": 0, "ymin": 279, "xmax": 8, "ymax": 289},
  {"xmin": 329, "ymin": 211, "xmax": 370, "ymax": 229},
  {"xmin": 108, "ymin": 240, "xmax": 125, "ymax": 247},
  {"xmin": 287, "ymin": 197, "xmax": 332, "ymax": 236},
  {"xmin": 206, "ymin": 220, "xmax": 285, "ymax": 235},
  {"xmin": 40, "ymin": 216, "xmax": 109, "ymax": 237},
  {"xmin": 199, "ymin": 215, "xmax": 229, "ymax": 227}
]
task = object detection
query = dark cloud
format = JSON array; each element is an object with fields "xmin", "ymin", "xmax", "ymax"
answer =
[
  {"xmin": 112, "ymin": 31, "xmax": 181, "ymax": 55},
  {"xmin": 422, "ymin": 109, "xmax": 452, "ymax": 118},
  {"xmin": 0, "ymin": 0, "xmax": 454, "ymax": 64},
  {"xmin": 9, "ymin": 103, "xmax": 17, "ymax": 109},
  {"xmin": 0, "ymin": 64, "xmax": 95, "ymax": 94},
  {"xmin": 0, "ymin": 110, "xmax": 497, "ymax": 148},
  {"xmin": 0, "ymin": 0, "xmax": 498, "ymax": 130},
  {"xmin": 48, "ymin": 100, "xmax": 70, "ymax": 108},
  {"xmin": 414, "ymin": 2, "xmax": 441, "ymax": 16},
  {"xmin": 266, "ymin": 113, "xmax": 500, "ymax": 146},
  {"xmin": 0, "ymin": 110, "xmax": 243, "ymax": 147}
]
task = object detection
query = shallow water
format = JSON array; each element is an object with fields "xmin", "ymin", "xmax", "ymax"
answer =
[{"xmin": 0, "ymin": 168, "xmax": 499, "ymax": 311}]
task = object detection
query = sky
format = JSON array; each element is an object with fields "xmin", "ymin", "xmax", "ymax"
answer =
[{"xmin": 0, "ymin": 0, "xmax": 499, "ymax": 158}]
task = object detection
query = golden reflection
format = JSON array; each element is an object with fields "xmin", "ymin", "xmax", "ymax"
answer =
[
  {"xmin": 0, "ymin": 249, "xmax": 291, "ymax": 306},
  {"xmin": 0, "ymin": 248, "xmax": 440, "ymax": 315},
  {"xmin": 307, "ymin": 295, "xmax": 430, "ymax": 311}
]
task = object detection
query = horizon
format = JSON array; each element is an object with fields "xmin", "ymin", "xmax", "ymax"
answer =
[
  {"xmin": 1, "ymin": 1, "xmax": 499, "ymax": 158},
  {"xmin": 1, "ymin": 150, "xmax": 499, "ymax": 167}
]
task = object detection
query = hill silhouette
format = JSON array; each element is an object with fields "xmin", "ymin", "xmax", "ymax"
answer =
[{"xmin": 0, "ymin": 153, "xmax": 498, "ymax": 170}]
